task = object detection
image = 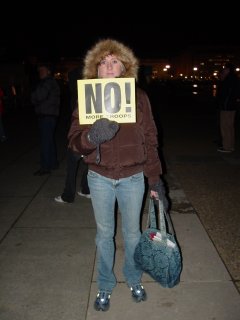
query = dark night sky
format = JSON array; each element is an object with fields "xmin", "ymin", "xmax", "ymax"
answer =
[{"xmin": 1, "ymin": 5, "xmax": 240, "ymax": 61}]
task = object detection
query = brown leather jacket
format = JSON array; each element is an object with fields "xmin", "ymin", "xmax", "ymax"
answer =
[{"xmin": 68, "ymin": 87, "xmax": 162, "ymax": 187}]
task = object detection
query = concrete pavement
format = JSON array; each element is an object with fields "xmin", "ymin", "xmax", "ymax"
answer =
[{"xmin": 0, "ymin": 106, "xmax": 240, "ymax": 320}]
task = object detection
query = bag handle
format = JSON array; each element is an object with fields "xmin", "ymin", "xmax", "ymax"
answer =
[{"xmin": 147, "ymin": 197, "xmax": 175, "ymax": 237}]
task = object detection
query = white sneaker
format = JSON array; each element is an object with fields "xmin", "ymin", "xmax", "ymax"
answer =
[
  {"xmin": 54, "ymin": 196, "xmax": 68, "ymax": 203},
  {"xmin": 77, "ymin": 191, "xmax": 91, "ymax": 199},
  {"xmin": 217, "ymin": 147, "xmax": 233, "ymax": 153}
]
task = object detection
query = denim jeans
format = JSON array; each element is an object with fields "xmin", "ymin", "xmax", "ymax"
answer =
[{"xmin": 87, "ymin": 170, "xmax": 145, "ymax": 292}]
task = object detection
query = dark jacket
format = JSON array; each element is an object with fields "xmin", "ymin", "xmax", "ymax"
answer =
[
  {"xmin": 31, "ymin": 76, "xmax": 60, "ymax": 116},
  {"xmin": 216, "ymin": 73, "xmax": 240, "ymax": 111}
]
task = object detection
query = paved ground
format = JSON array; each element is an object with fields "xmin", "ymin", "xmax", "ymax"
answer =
[
  {"xmin": 0, "ymin": 93, "xmax": 240, "ymax": 319},
  {"xmin": 159, "ymin": 100, "xmax": 240, "ymax": 293}
]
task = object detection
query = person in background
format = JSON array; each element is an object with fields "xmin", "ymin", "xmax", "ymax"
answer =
[
  {"xmin": 31, "ymin": 63, "xmax": 60, "ymax": 175},
  {"xmin": 216, "ymin": 62, "xmax": 239, "ymax": 153},
  {"xmin": 67, "ymin": 39, "xmax": 167, "ymax": 312},
  {"xmin": 0, "ymin": 86, "xmax": 7, "ymax": 142},
  {"xmin": 54, "ymin": 147, "xmax": 90, "ymax": 203},
  {"xmin": 54, "ymin": 67, "xmax": 90, "ymax": 203}
]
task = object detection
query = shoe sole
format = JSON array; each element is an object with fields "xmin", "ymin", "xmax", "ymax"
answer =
[
  {"xmin": 77, "ymin": 192, "xmax": 91, "ymax": 199},
  {"xmin": 54, "ymin": 198, "xmax": 72, "ymax": 204},
  {"xmin": 132, "ymin": 294, "xmax": 147, "ymax": 302},
  {"xmin": 94, "ymin": 303, "xmax": 110, "ymax": 311}
]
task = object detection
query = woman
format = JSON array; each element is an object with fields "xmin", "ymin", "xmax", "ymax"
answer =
[{"xmin": 68, "ymin": 39, "xmax": 164, "ymax": 311}]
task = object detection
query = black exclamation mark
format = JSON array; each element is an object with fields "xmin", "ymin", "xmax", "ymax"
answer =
[{"xmin": 125, "ymin": 82, "xmax": 131, "ymax": 112}]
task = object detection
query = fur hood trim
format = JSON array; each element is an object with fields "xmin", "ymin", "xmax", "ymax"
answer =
[{"xmin": 83, "ymin": 39, "xmax": 139, "ymax": 80}]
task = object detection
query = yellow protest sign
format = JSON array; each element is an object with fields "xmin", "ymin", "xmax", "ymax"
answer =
[{"xmin": 77, "ymin": 78, "xmax": 136, "ymax": 124}]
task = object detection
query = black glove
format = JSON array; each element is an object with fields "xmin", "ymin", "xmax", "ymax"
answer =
[
  {"xmin": 88, "ymin": 118, "xmax": 119, "ymax": 146},
  {"xmin": 150, "ymin": 179, "xmax": 169, "ymax": 212}
]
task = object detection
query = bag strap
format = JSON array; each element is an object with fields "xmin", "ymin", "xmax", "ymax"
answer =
[{"xmin": 147, "ymin": 197, "xmax": 175, "ymax": 237}]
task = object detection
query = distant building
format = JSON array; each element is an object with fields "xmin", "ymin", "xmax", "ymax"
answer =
[
  {"xmin": 140, "ymin": 45, "xmax": 240, "ymax": 81},
  {"xmin": 172, "ymin": 45, "xmax": 240, "ymax": 80}
]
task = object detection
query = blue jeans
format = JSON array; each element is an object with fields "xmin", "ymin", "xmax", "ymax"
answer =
[{"xmin": 87, "ymin": 170, "xmax": 145, "ymax": 292}]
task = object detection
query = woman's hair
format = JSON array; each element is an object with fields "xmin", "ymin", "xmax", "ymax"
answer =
[{"xmin": 83, "ymin": 38, "xmax": 139, "ymax": 80}]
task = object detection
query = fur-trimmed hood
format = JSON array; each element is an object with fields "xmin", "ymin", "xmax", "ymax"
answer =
[{"xmin": 82, "ymin": 39, "xmax": 139, "ymax": 80}]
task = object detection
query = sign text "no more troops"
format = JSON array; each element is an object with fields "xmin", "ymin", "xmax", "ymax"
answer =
[{"xmin": 77, "ymin": 78, "xmax": 136, "ymax": 124}]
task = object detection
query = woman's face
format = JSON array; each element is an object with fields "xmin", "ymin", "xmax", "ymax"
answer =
[{"xmin": 98, "ymin": 54, "xmax": 124, "ymax": 78}]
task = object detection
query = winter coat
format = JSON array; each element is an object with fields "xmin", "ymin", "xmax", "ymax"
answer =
[
  {"xmin": 31, "ymin": 76, "xmax": 60, "ymax": 116},
  {"xmin": 68, "ymin": 39, "xmax": 162, "ymax": 186},
  {"xmin": 216, "ymin": 73, "xmax": 240, "ymax": 111}
]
